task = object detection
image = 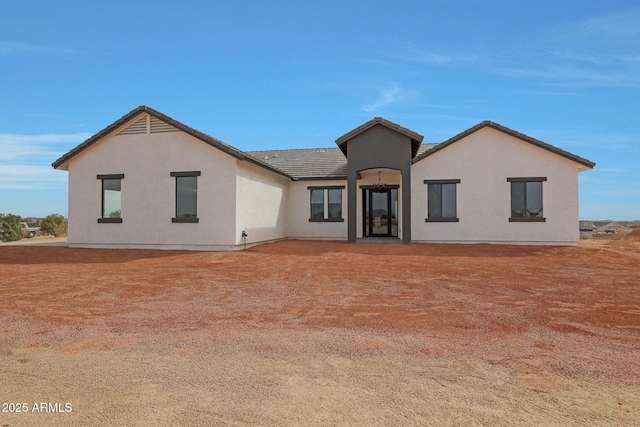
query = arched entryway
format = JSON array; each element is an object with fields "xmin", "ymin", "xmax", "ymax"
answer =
[
  {"xmin": 335, "ymin": 117, "xmax": 424, "ymax": 243},
  {"xmin": 358, "ymin": 168, "xmax": 401, "ymax": 238}
]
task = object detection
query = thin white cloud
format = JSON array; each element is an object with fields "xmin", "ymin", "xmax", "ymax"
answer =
[
  {"xmin": 392, "ymin": 9, "xmax": 640, "ymax": 89},
  {"xmin": 495, "ymin": 63, "xmax": 640, "ymax": 88},
  {"xmin": 497, "ymin": 8, "xmax": 640, "ymax": 88},
  {"xmin": 363, "ymin": 85, "xmax": 402, "ymax": 112},
  {"xmin": 0, "ymin": 133, "xmax": 90, "ymax": 163},
  {"xmin": 0, "ymin": 41, "xmax": 40, "ymax": 54},
  {"xmin": 362, "ymin": 84, "xmax": 422, "ymax": 113},
  {"xmin": 0, "ymin": 41, "xmax": 79, "ymax": 55},
  {"xmin": 559, "ymin": 8, "xmax": 640, "ymax": 45},
  {"xmin": 0, "ymin": 165, "xmax": 67, "ymax": 190},
  {"xmin": 395, "ymin": 44, "xmax": 479, "ymax": 66},
  {"xmin": 595, "ymin": 168, "xmax": 624, "ymax": 173}
]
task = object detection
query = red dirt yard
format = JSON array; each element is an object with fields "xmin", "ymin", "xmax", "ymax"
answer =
[{"xmin": 1, "ymin": 238, "xmax": 639, "ymax": 426}]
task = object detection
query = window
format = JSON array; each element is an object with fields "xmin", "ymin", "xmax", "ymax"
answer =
[
  {"xmin": 508, "ymin": 177, "xmax": 546, "ymax": 222},
  {"xmin": 310, "ymin": 188, "xmax": 324, "ymax": 220},
  {"xmin": 424, "ymin": 179, "xmax": 460, "ymax": 222},
  {"xmin": 308, "ymin": 186, "xmax": 344, "ymax": 222},
  {"xmin": 97, "ymin": 174, "xmax": 124, "ymax": 223},
  {"xmin": 171, "ymin": 171, "xmax": 200, "ymax": 223},
  {"xmin": 328, "ymin": 188, "xmax": 342, "ymax": 220}
]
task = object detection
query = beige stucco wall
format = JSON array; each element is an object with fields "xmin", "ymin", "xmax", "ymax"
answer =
[
  {"xmin": 67, "ymin": 123, "xmax": 238, "ymax": 250},
  {"xmin": 235, "ymin": 160, "xmax": 289, "ymax": 246},
  {"xmin": 64, "ymin": 114, "xmax": 586, "ymax": 250},
  {"xmin": 411, "ymin": 127, "xmax": 581, "ymax": 245},
  {"xmin": 287, "ymin": 180, "xmax": 347, "ymax": 240}
]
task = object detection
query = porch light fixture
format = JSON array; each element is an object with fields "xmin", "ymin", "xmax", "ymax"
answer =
[{"xmin": 374, "ymin": 171, "xmax": 388, "ymax": 189}]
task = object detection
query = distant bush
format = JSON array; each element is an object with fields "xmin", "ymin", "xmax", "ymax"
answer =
[
  {"xmin": 0, "ymin": 213, "xmax": 23, "ymax": 242},
  {"xmin": 40, "ymin": 214, "xmax": 68, "ymax": 237}
]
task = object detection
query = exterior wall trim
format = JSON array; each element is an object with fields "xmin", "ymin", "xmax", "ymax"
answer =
[
  {"xmin": 507, "ymin": 176, "xmax": 547, "ymax": 182},
  {"xmin": 97, "ymin": 173, "xmax": 125, "ymax": 179},
  {"xmin": 170, "ymin": 171, "xmax": 201, "ymax": 177},
  {"xmin": 423, "ymin": 179, "xmax": 461, "ymax": 184}
]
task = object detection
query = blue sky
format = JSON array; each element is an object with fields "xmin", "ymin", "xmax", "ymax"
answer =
[{"xmin": 1, "ymin": 1, "xmax": 638, "ymax": 219}]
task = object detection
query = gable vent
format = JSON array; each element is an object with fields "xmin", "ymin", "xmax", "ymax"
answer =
[
  {"xmin": 118, "ymin": 115, "xmax": 148, "ymax": 135},
  {"xmin": 150, "ymin": 116, "xmax": 177, "ymax": 133}
]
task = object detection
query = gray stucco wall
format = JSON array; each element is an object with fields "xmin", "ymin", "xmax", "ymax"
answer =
[{"xmin": 344, "ymin": 124, "xmax": 413, "ymax": 243}]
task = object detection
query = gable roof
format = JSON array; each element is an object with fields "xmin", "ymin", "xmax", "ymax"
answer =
[
  {"xmin": 248, "ymin": 147, "xmax": 347, "ymax": 180},
  {"xmin": 52, "ymin": 108, "xmax": 594, "ymax": 182},
  {"xmin": 411, "ymin": 120, "xmax": 596, "ymax": 170},
  {"xmin": 335, "ymin": 117, "xmax": 424, "ymax": 158},
  {"xmin": 249, "ymin": 143, "xmax": 439, "ymax": 180},
  {"xmin": 51, "ymin": 105, "xmax": 293, "ymax": 179}
]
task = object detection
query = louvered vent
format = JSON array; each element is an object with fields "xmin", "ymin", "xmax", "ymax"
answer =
[
  {"xmin": 150, "ymin": 117, "xmax": 177, "ymax": 133},
  {"xmin": 118, "ymin": 115, "xmax": 148, "ymax": 135}
]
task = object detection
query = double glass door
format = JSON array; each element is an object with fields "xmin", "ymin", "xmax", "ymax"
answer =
[{"xmin": 363, "ymin": 188, "xmax": 398, "ymax": 237}]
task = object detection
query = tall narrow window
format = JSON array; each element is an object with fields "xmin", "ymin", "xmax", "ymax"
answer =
[
  {"xmin": 508, "ymin": 177, "xmax": 546, "ymax": 222},
  {"xmin": 97, "ymin": 174, "xmax": 124, "ymax": 223},
  {"xmin": 310, "ymin": 189, "xmax": 324, "ymax": 220},
  {"xmin": 424, "ymin": 179, "xmax": 460, "ymax": 222},
  {"xmin": 308, "ymin": 186, "xmax": 345, "ymax": 222},
  {"xmin": 171, "ymin": 171, "xmax": 200, "ymax": 223},
  {"xmin": 328, "ymin": 188, "xmax": 342, "ymax": 220}
]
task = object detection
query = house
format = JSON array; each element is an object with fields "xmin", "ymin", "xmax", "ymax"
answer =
[
  {"xmin": 52, "ymin": 106, "xmax": 595, "ymax": 250},
  {"xmin": 579, "ymin": 221, "xmax": 594, "ymax": 239},
  {"xmin": 592, "ymin": 221, "xmax": 630, "ymax": 234}
]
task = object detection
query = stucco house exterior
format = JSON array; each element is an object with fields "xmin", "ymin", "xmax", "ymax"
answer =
[{"xmin": 52, "ymin": 106, "xmax": 595, "ymax": 250}]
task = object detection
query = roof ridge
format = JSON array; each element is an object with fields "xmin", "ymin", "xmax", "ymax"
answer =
[
  {"xmin": 247, "ymin": 147, "xmax": 341, "ymax": 152},
  {"xmin": 412, "ymin": 120, "xmax": 595, "ymax": 169},
  {"xmin": 52, "ymin": 105, "xmax": 294, "ymax": 180}
]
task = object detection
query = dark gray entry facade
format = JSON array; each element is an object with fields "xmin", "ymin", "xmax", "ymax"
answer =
[{"xmin": 335, "ymin": 118, "xmax": 424, "ymax": 244}]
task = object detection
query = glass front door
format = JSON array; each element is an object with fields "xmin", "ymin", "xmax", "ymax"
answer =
[{"xmin": 363, "ymin": 188, "xmax": 398, "ymax": 237}]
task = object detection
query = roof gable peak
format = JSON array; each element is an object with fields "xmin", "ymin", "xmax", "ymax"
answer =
[
  {"xmin": 412, "ymin": 120, "xmax": 595, "ymax": 170},
  {"xmin": 51, "ymin": 105, "xmax": 293, "ymax": 179},
  {"xmin": 335, "ymin": 117, "xmax": 424, "ymax": 158}
]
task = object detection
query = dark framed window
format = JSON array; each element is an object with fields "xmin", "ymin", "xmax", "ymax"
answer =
[
  {"xmin": 310, "ymin": 188, "xmax": 324, "ymax": 220},
  {"xmin": 308, "ymin": 186, "xmax": 344, "ymax": 222},
  {"xmin": 97, "ymin": 174, "xmax": 124, "ymax": 223},
  {"xmin": 508, "ymin": 177, "xmax": 546, "ymax": 222},
  {"xmin": 171, "ymin": 171, "xmax": 200, "ymax": 223},
  {"xmin": 424, "ymin": 179, "xmax": 460, "ymax": 222},
  {"xmin": 328, "ymin": 188, "xmax": 342, "ymax": 220}
]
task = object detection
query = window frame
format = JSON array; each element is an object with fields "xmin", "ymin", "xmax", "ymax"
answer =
[
  {"xmin": 507, "ymin": 177, "xmax": 547, "ymax": 222},
  {"xmin": 171, "ymin": 171, "xmax": 200, "ymax": 223},
  {"xmin": 310, "ymin": 188, "xmax": 325, "ymax": 221},
  {"xmin": 327, "ymin": 188, "xmax": 343, "ymax": 220},
  {"xmin": 307, "ymin": 185, "xmax": 345, "ymax": 222},
  {"xmin": 97, "ymin": 174, "xmax": 124, "ymax": 223},
  {"xmin": 424, "ymin": 179, "xmax": 460, "ymax": 222}
]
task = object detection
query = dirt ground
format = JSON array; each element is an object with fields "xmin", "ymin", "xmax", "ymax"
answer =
[{"xmin": 1, "ymin": 234, "xmax": 639, "ymax": 426}]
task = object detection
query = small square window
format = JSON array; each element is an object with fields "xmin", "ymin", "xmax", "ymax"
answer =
[
  {"xmin": 424, "ymin": 179, "xmax": 460, "ymax": 222},
  {"xmin": 308, "ymin": 186, "xmax": 344, "ymax": 222}
]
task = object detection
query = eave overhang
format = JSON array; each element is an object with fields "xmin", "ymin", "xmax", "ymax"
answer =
[
  {"xmin": 51, "ymin": 105, "xmax": 293, "ymax": 179},
  {"xmin": 411, "ymin": 120, "xmax": 596, "ymax": 170}
]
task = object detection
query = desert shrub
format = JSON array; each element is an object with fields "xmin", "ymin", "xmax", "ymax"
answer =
[
  {"xmin": 40, "ymin": 214, "xmax": 68, "ymax": 237},
  {"xmin": 0, "ymin": 213, "xmax": 23, "ymax": 242}
]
